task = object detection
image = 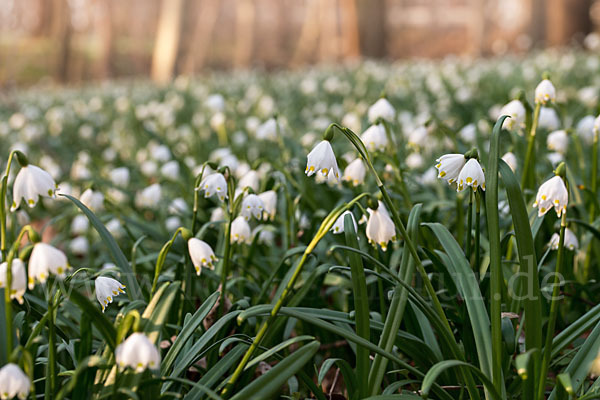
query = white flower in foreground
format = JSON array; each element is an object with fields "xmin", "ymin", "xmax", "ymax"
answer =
[
  {"xmin": 28, "ymin": 243, "xmax": 69, "ymax": 289},
  {"xmin": 199, "ymin": 173, "xmax": 228, "ymax": 202},
  {"xmin": 435, "ymin": 154, "xmax": 465, "ymax": 185},
  {"xmin": 0, "ymin": 259, "xmax": 27, "ymax": 304},
  {"xmin": 135, "ymin": 183, "xmax": 162, "ymax": 209},
  {"xmin": 366, "ymin": 205, "xmax": 396, "ymax": 251},
  {"xmin": 533, "ymin": 175, "xmax": 568, "ymax": 217},
  {"xmin": 80, "ymin": 188, "xmax": 104, "ymax": 212},
  {"xmin": 547, "ymin": 130, "xmax": 568, "ymax": 154},
  {"xmin": 305, "ymin": 140, "xmax": 340, "ymax": 181},
  {"xmin": 501, "ymin": 152, "xmax": 518, "ymax": 172},
  {"xmin": 188, "ymin": 238, "xmax": 217, "ymax": 275},
  {"xmin": 343, "ymin": 159, "xmax": 366, "ymax": 186},
  {"xmin": 109, "ymin": 167, "xmax": 130, "ymax": 187},
  {"xmin": 549, "ymin": 228, "xmax": 579, "ymax": 251},
  {"xmin": 11, "ymin": 164, "xmax": 57, "ymax": 211},
  {"xmin": 258, "ymin": 190, "xmax": 277, "ymax": 220},
  {"xmin": 95, "ymin": 276, "xmax": 126, "ymax": 312},
  {"xmin": 331, "ymin": 211, "xmax": 357, "ymax": 234},
  {"xmin": 535, "ymin": 79, "xmax": 556, "ymax": 105},
  {"xmin": 499, "ymin": 100, "xmax": 526, "ymax": 130},
  {"xmin": 116, "ymin": 333, "xmax": 160, "ymax": 372},
  {"xmin": 0, "ymin": 363, "xmax": 30, "ymax": 400},
  {"xmin": 368, "ymin": 98, "xmax": 395, "ymax": 123},
  {"xmin": 231, "ymin": 216, "xmax": 251, "ymax": 244},
  {"xmin": 241, "ymin": 194, "xmax": 264, "ymax": 220},
  {"xmin": 457, "ymin": 159, "xmax": 485, "ymax": 192},
  {"xmin": 361, "ymin": 124, "xmax": 388, "ymax": 152}
]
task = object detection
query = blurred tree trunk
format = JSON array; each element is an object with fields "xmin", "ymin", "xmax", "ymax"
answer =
[
  {"xmin": 234, "ymin": 0, "xmax": 255, "ymax": 68},
  {"xmin": 318, "ymin": 0, "xmax": 340, "ymax": 62},
  {"xmin": 181, "ymin": 0, "xmax": 220, "ymax": 74},
  {"xmin": 356, "ymin": 0, "xmax": 386, "ymax": 58},
  {"xmin": 52, "ymin": 0, "xmax": 71, "ymax": 83},
  {"xmin": 546, "ymin": 0, "xmax": 592, "ymax": 46},
  {"xmin": 151, "ymin": 0, "xmax": 184, "ymax": 83},
  {"xmin": 290, "ymin": 0, "xmax": 320, "ymax": 66},
  {"xmin": 96, "ymin": 0, "xmax": 114, "ymax": 79},
  {"xmin": 33, "ymin": 0, "xmax": 53, "ymax": 37},
  {"xmin": 340, "ymin": 0, "xmax": 361, "ymax": 59}
]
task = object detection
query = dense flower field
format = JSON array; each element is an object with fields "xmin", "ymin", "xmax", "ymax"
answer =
[{"xmin": 1, "ymin": 50, "xmax": 600, "ymax": 399}]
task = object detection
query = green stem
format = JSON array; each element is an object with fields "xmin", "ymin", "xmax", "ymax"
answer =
[
  {"xmin": 45, "ymin": 290, "xmax": 59, "ymax": 399},
  {"xmin": 521, "ymin": 103, "xmax": 541, "ymax": 191},
  {"xmin": 4, "ymin": 256, "xmax": 12, "ymax": 358},
  {"xmin": 475, "ymin": 192, "xmax": 481, "ymax": 271},
  {"xmin": 218, "ymin": 217, "xmax": 233, "ymax": 317},
  {"xmin": 466, "ymin": 190, "xmax": 473, "ymax": 263},
  {"xmin": 151, "ymin": 227, "xmax": 186, "ymax": 296},
  {"xmin": 1, "ymin": 150, "xmax": 19, "ymax": 260},
  {"xmin": 584, "ymin": 131, "xmax": 598, "ymax": 278},
  {"xmin": 537, "ymin": 212, "xmax": 568, "ymax": 400}
]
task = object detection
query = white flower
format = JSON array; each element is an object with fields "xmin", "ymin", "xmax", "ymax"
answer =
[
  {"xmin": 305, "ymin": 140, "xmax": 340, "ymax": 181},
  {"xmin": 199, "ymin": 173, "xmax": 228, "ymax": 202},
  {"xmin": 168, "ymin": 198, "xmax": 189, "ymax": 215},
  {"xmin": 533, "ymin": 175, "xmax": 568, "ymax": 217},
  {"xmin": 258, "ymin": 190, "xmax": 277, "ymax": 220},
  {"xmin": 160, "ymin": 160, "xmax": 180, "ymax": 180},
  {"xmin": 115, "ymin": 333, "xmax": 160, "ymax": 372},
  {"xmin": 238, "ymin": 170, "xmax": 260, "ymax": 192},
  {"xmin": 0, "ymin": 259, "xmax": 26, "ymax": 304},
  {"xmin": 253, "ymin": 227, "xmax": 275, "ymax": 245},
  {"xmin": 109, "ymin": 167, "xmax": 130, "ymax": 187},
  {"xmin": 231, "ymin": 216, "xmax": 251, "ymax": 244},
  {"xmin": 407, "ymin": 126, "xmax": 428, "ymax": 147},
  {"xmin": 406, "ymin": 153, "xmax": 424, "ymax": 169},
  {"xmin": 457, "ymin": 159, "xmax": 485, "ymax": 192},
  {"xmin": 594, "ymin": 115, "xmax": 600, "ymax": 137},
  {"xmin": 368, "ymin": 98, "xmax": 395, "ymax": 123},
  {"xmin": 106, "ymin": 218, "xmax": 124, "ymax": 238},
  {"xmin": 256, "ymin": 118, "xmax": 280, "ymax": 140},
  {"xmin": 435, "ymin": 154, "xmax": 465, "ymax": 184},
  {"xmin": 499, "ymin": 100, "xmax": 526, "ymax": 130},
  {"xmin": 95, "ymin": 276, "xmax": 126, "ymax": 312},
  {"xmin": 150, "ymin": 144, "xmax": 171, "ymax": 162},
  {"xmin": 535, "ymin": 79, "xmax": 556, "ymax": 105},
  {"xmin": 71, "ymin": 214, "xmax": 89, "ymax": 235},
  {"xmin": 366, "ymin": 205, "xmax": 396, "ymax": 251},
  {"xmin": 210, "ymin": 207, "xmax": 225, "ymax": 222},
  {"xmin": 0, "ymin": 363, "xmax": 30, "ymax": 400},
  {"xmin": 458, "ymin": 124, "xmax": 476, "ymax": 143},
  {"xmin": 549, "ymin": 228, "xmax": 579, "ymax": 251},
  {"xmin": 576, "ymin": 115, "xmax": 596, "ymax": 143},
  {"xmin": 11, "ymin": 164, "xmax": 57, "ymax": 211},
  {"xmin": 165, "ymin": 216, "xmax": 181, "ymax": 231},
  {"xmin": 547, "ymin": 152, "xmax": 563, "ymax": 165},
  {"xmin": 80, "ymin": 188, "xmax": 104, "ymax": 212},
  {"xmin": 547, "ymin": 130, "xmax": 568, "ymax": 154},
  {"xmin": 538, "ymin": 107, "xmax": 560, "ymax": 130},
  {"xmin": 241, "ymin": 194, "xmax": 264, "ymax": 220},
  {"xmin": 501, "ymin": 152, "xmax": 518, "ymax": 172},
  {"xmin": 135, "ymin": 183, "xmax": 162, "ymax": 209},
  {"xmin": 69, "ymin": 237, "xmax": 89, "ymax": 256},
  {"xmin": 343, "ymin": 159, "xmax": 366, "ymax": 186},
  {"xmin": 361, "ymin": 124, "xmax": 388, "ymax": 152},
  {"xmin": 331, "ymin": 211, "xmax": 357, "ymax": 234},
  {"xmin": 28, "ymin": 243, "xmax": 69, "ymax": 289},
  {"xmin": 188, "ymin": 238, "xmax": 217, "ymax": 275}
]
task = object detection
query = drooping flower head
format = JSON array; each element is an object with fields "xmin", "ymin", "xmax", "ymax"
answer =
[
  {"xmin": 115, "ymin": 333, "xmax": 160, "ymax": 372},
  {"xmin": 457, "ymin": 158, "xmax": 485, "ymax": 192},
  {"xmin": 533, "ymin": 174, "xmax": 568, "ymax": 218},
  {"xmin": 499, "ymin": 100, "xmax": 526, "ymax": 131},
  {"xmin": 549, "ymin": 228, "xmax": 579, "ymax": 251},
  {"xmin": 305, "ymin": 140, "xmax": 340, "ymax": 182},
  {"xmin": 360, "ymin": 124, "xmax": 388, "ymax": 152},
  {"xmin": 241, "ymin": 194, "xmax": 264, "ymax": 221},
  {"xmin": 199, "ymin": 173, "xmax": 228, "ymax": 202},
  {"xmin": 11, "ymin": 163, "xmax": 57, "ymax": 212},
  {"xmin": 366, "ymin": 201, "xmax": 396, "ymax": 251},
  {"xmin": 435, "ymin": 154, "xmax": 465, "ymax": 185},
  {"xmin": 368, "ymin": 98, "xmax": 396, "ymax": 123},
  {"xmin": 95, "ymin": 276, "xmax": 126, "ymax": 312},
  {"xmin": 343, "ymin": 159, "xmax": 366, "ymax": 186},
  {"xmin": 535, "ymin": 78, "xmax": 556, "ymax": 105},
  {"xmin": 0, "ymin": 258, "xmax": 27, "ymax": 304},
  {"xmin": 0, "ymin": 363, "xmax": 30, "ymax": 400},
  {"xmin": 331, "ymin": 211, "xmax": 357, "ymax": 235},
  {"xmin": 188, "ymin": 238, "xmax": 217, "ymax": 275},
  {"xmin": 258, "ymin": 190, "xmax": 277, "ymax": 220},
  {"xmin": 28, "ymin": 243, "xmax": 70, "ymax": 289},
  {"xmin": 231, "ymin": 216, "xmax": 252, "ymax": 244}
]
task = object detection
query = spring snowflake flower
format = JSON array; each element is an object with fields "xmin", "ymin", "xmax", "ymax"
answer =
[
  {"xmin": 594, "ymin": 115, "xmax": 600, "ymax": 136},
  {"xmin": 231, "ymin": 216, "xmax": 251, "ymax": 244},
  {"xmin": 0, "ymin": 363, "xmax": 30, "ymax": 400},
  {"xmin": 457, "ymin": 159, "xmax": 485, "ymax": 192},
  {"xmin": 80, "ymin": 188, "xmax": 104, "ymax": 212},
  {"xmin": 199, "ymin": 173, "xmax": 228, "ymax": 202},
  {"xmin": 71, "ymin": 214, "xmax": 89, "ymax": 235},
  {"xmin": 0, "ymin": 258, "xmax": 27, "ymax": 304},
  {"xmin": 501, "ymin": 152, "xmax": 518, "ymax": 172},
  {"xmin": 547, "ymin": 130, "xmax": 568, "ymax": 154},
  {"xmin": 160, "ymin": 160, "xmax": 180, "ymax": 180},
  {"xmin": 135, "ymin": 183, "xmax": 162, "ymax": 209},
  {"xmin": 238, "ymin": 170, "xmax": 260, "ymax": 192},
  {"xmin": 11, "ymin": 164, "xmax": 57, "ymax": 211},
  {"xmin": 361, "ymin": 124, "xmax": 388, "ymax": 152},
  {"xmin": 305, "ymin": 140, "xmax": 340, "ymax": 181},
  {"xmin": 116, "ymin": 333, "xmax": 160, "ymax": 372},
  {"xmin": 535, "ymin": 79, "xmax": 556, "ymax": 105},
  {"xmin": 549, "ymin": 228, "xmax": 579, "ymax": 251},
  {"xmin": 435, "ymin": 154, "xmax": 465, "ymax": 185},
  {"xmin": 538, "ymin": 107, "xmax": 560, "ymax": 130},
  {"xmin": 109, "ymin": 167, "xmax": 130, "ymax": 187},
  {"xmin": 188, "ymin": 238, "xmax": 217, "ymax": 275},
  {"xmin": 256, "ymin": 118, "xmax": 281, "ymax": 140},
  {"xmin": 499, "ymin": 100, "xmax": 526, "ymax": 130},
  {"xmin": 366, "ymin": 204, "xmax": 396, "ymax": 251},
  {"xmin": 241, "ymin": 194, "xmax": 264, "ymax": 220},
  {"xmin": 95, "ymin": 276, "xmax": 126, "ymax": 312},
  {"xmin": 258, "ymin": 190, "xmax": 277, "ymax": 220},
  {"xmin": 533, "ymin": 175, "xmax": 568, "ymax": 217},
  {"xmin": 368, "ymin": 98, "xmax": 395, "ymax": 123},
  {"xmin": 28, "ymin": 243, "xmax": 69, "ymax": 289},
  {"xmin": 331, "ymin": 211, "xmax": 357, "ymax": 234},
  {"xmin": 343, "ymin": 159, "xmax": 366, "ymax": 186},
  {"xmin": 69, "ymin": 236, "xmax": 89, "ymax": 256}
]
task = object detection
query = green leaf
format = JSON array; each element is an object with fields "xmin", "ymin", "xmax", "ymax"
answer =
[
  {"xmin": 420, "ymin": 360, "xmax": 502, "ymax": 400},
  {"xmin": 318, "ymin": 358, "xmax": 357, "ymax": 397},
  {"xmin": 66, "ymin": 289, "xmax": 117, "ymax": 349},
  {"xmin": 142, "ymin": 281, "xmax": 180, "ymax": 344}
]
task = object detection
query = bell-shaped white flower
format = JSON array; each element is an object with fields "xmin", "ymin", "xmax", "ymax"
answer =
[
  {"xmin": 366, "ymin": 205, "xmax": 396, "ymax": 251},
  {"xmin": 71, "ymin": 214, "xmax": 89, "ymax": 235},
  {"xmin": 407, "ymin": 126, "xmax": 428, "ymax": 147},
  {"xmin": 538, "ymin": 107, "xmax": 560, "ymax": 130},
  {"xmin": 501, "ymin": 152, "xmax": 518, "ymax": 172},
  {"xmin": 109, "ymin": 167, "xmax": 130, "ymax": 187},
  {"xmin": 435, "ymin": 154, "xmax": 465, "ymax": 185},
  {"xmin": 533, "ymin": 175, "xmax": 568, "ymax": 217},
  {"xmin": 160, "ymin": 160, "xmax": 180, "ymax": 180},
  {"xmin": 231, "ymin": 216, "xmax": 251, "ymax": 244},
  {"xmin": 256, "ymin": 118, "xmax": 281, "ymax": 141},
  {"xmin": 69, "ymin": 236, "xmax": 89, "ymax": 256},
  {"xmin": 199, "ymin": 173, "xmax": 228, "ymax": 202},
  {"xmin": 11, "ymin": 164, "xmax": 57, "ymax": 211},
  {"xmin": 499, "ymin": 100, "xmax": 526, "ymax": 130},
  {"xmin": 576, "ymin": 115, "xmax": 596, "ymax": 143},
  {"xmin": 547, "ymin": 130, "xmax": 568, "ymax": 154},
  {"xmin": 594, "ymin": 115, "xmax": 600, "ymax": 138},
  {"xmin": 361, "ymin": 124, "xmax": 388, "ymax": 152},
  {"xmin": 331, "ymin": 211, "xmax": 357, "ymax": 234},
  {"xmin": 95, "ymin": 276, "xmax": 126, "ymax": 312},
  {"xmin": 135, "ymin": 183, "xmax": 162, "ymax": 209},
  {"xmin": 406, "ymin": 153, "xmax": 424, "ymax": 169},
  {"xmin": 343, "ymin": 159, "xmax": 366, "ymax": 186},
  {"xmin": 457, "ymin": 159, "xmax": 485, "ymax": 192},
  {"xmin": 241, "ymin": 194, "xmax": 264, "ymax": 220},
  {"xmin": 0, "ymin": 258, "xmax": 26, "ymax": 304},
  {"xmin": 115, "ymin": 333, "xmax": 160, "ymax": 372},
  {"xmin": 188, "ymin": 238, "xmax": 217, "ymax": 275},
  {"xmin": 0, "ymin": 363, "xmax": 30, "ymax": 400},
  {"xmin": 535, "ymin": 79, "xmax": 556, "ymax": 105},
  {"xmin": 238, "ymin": 170, "xmax": 260, "ymax": 192},
  {"xmin": 28, "ymin": 242, "xmax": 69, "ymax": 289},
  {"xmin": 305, "ymin": 140, "xmax": 340, "ymax": 181},
  {"xmin": 80, "ymin": 188, "xmax": 104, "ymax": 212},
  {"xmin": 258, "ymin": 190, "xmax": 277, "ymax": 220},
  {"xmin": 368, "ymin": 98, "xmax": 395, "ymax": 123},
  {"xmin": 549, "ymin": 228, "xmax": 579, "ymax": 251}
]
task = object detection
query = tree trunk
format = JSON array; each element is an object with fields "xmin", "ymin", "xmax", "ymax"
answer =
[
  {"xmin": 356, "ymin": 0, "xmax": 386, "ymax": 58},
  {"xmin": 181, "ymin": 0, "xmax": 221, "ymax": 74},
  {"xmin": 151, "ymin": 0, "xmax": 184, "ymax": 83},
  {"xmin": 234, "ymin": 0, "xmax": 255, "ymax": 68},
  {"xmin": 52, "ymin": 0, "xmax": 72, "ymax": 83}
]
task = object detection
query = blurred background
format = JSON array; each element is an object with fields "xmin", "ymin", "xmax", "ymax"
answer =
[{"xmin": 0, "ymin": 0, "xmax": 598, "ymax": 87}]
